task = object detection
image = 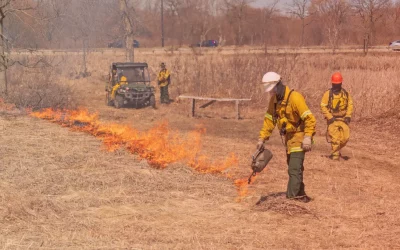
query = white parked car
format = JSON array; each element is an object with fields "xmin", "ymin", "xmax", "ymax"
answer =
[{"xmin": 389, "ymin": 40, "xmax": 400, "ymax": 51}]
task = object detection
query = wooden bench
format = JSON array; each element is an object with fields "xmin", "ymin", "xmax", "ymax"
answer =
[{"xmin": 178, "ymin": 95, "xmax": 251, "ymax": 120}]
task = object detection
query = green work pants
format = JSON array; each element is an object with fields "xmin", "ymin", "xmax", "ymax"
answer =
[
  {"xmin": 286, "ymin": 151, "xmax": 306, "ymax": 198},
  {"xmin": 160, "ymin": 85, "xmax": 169, "ymax": 103}
]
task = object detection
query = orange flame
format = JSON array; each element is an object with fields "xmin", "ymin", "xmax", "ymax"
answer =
[
  {"xmin": 234, "ymin": 174, "xmax": 258, "ymax": 202},
  {"xmin": 30, "ymin": 108, "xmax": 255, "ymax": 201}
]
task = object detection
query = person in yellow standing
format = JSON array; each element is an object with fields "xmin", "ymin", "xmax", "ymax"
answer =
[
  {"xmin": 258, "ymin": 72, "xmax": 316, "ymax": 202},
  {"xmin": 320, "ymin": 72, "xmax": 354, "ymax": 160},
  {"xmin": 157, "ymin": 62, "xmax": 171, "ymax": 104}
]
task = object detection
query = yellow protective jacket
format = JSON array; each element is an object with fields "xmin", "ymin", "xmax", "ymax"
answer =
[
  {"xmin": 259, "ymin": 86, "xmax": 317, "ymax": 154},
  {"xmin": 320, "ymin": 88, "xmax": 353, "ymax": 120},
  {"xmin": 111, "ymin": 76, "xmax": 128, "ymax": 99},
  {"xmin": 158, "ymin": 69, "xmax": 170, "ymax": 87}
]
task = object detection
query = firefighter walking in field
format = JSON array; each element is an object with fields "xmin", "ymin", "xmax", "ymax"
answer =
[
  {"xmin": 320, "ymin": 72, "xmax": 354, "ymax": 160},
  {"xmin": 158, "ymin": 62, "xmax": 171, "ymax": 104},
  {"xmin": 258, "ymin": 72, "xmax": 316, "ymax": 202}
]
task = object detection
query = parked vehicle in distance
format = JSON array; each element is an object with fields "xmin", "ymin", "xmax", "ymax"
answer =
[
  {"xmin": 196, "ymin": 40, "xmax": 218, "ymax": 47},
  {"xmin": 389, "ymin": 40, "xmax": 400, "ymax": 51},
  {"xmin": 108, "ymin": 40, "xmax": 140, "ymax": 48},
  {"xmin": 105, "ymin": 62, "xmax": 155, "ymax": 109}
]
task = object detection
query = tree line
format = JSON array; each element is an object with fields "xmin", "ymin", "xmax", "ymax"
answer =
[{"xmin": 4, "ymin": 0, "xmax": 400, "ymax": 50}]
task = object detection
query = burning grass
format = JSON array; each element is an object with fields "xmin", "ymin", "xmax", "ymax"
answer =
[
  {"xmin": 3, "ymin": 103, "xmax": 400, "ymax": 248},
  {"xmin": 30, "ymin": 108, "xmax": 256, "ymax": 200}
]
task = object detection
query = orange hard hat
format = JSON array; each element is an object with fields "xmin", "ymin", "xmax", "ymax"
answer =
[{"xmin": 331, "ymin": 72, "xmax": 343, "ymax": 84}]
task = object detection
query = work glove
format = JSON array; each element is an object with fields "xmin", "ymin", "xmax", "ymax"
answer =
[
  {"xmin": 327, "ymin": 117, "xmax": 336, "ymax": 125},
  {"xmin": 302, "ymin": 136, "xmax": 312, "ymax": 152},
  {"xmin": 256, "ymin": 139, "xmax": 265, "ymax": 150},
  {"xmin": 344, "ymin": 117, "xmax": 351, "ymax": 125}
]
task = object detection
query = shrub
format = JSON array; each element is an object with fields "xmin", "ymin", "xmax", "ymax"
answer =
[{"xmin": 5, "ymin": 66, "xmax": 78, "ymax": 110}]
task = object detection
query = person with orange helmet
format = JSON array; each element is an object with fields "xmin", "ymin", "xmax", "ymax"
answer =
[{"xmin": 320, "ymin": 72, "xmax": 354, "ymax": 160}]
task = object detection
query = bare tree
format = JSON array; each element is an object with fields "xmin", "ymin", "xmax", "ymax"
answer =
[
  {"xmin": 312, "ymin": 0, "xmax": 349, "ymax": 53},
  {"xmin": 198, "ymin": 0, "xmax": 217, "ymax": 46},
  {"xmin": 164, "ymin": 0, "xmax": 206, "ymax": 46},
  {"xmin": 63, "ymin": 0, "xmax": 99, "ymax": 77},
  {"xmin": 261, "ymin": 0, "xmax": 279, "ymax": 54},
  {"xmin": 2, "ymin": 0, "xmax": 400, "ymax": 55},
  {"xmin": 38, "ymin": 0, "xmax": 68, "ymax": 48},
  {"xmin": 351, "ymin": 0, "xmax": 391, "ymax": 47},
  {"xmin": 396, "ymin": 0, "xmax": 400, "ymax": 21},
  {"xmin": 223, "ymin": 0, "xmax": 254, "ymax": 46},
  {"xmin": 120, "ymin": 0, "xmax": 135, "ymax": 62},
  {"xmin": 394, "ymin": 0, "xmax": 400, "ymax": 33},
  {"xmin": 0, "ymin": 0, "xmax": 42, "ymax": 95},
  {"xmin": 287, "ymin": 0, "xmax": 312, "ymax": 46}
]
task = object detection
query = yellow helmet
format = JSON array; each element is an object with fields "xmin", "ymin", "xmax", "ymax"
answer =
[{"xmin": 120, "ymin": 76, "xmax": 127, "ymax": 82}]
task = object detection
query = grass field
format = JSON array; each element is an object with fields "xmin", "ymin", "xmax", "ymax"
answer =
[{"xmin": 1, "ymin": 49, "xmax": 400, "ymax": 249}]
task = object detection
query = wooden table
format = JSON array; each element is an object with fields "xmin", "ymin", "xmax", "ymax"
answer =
[{"xmin": 178, "ymin": 95, "xmax": 251, "ymax": 120}]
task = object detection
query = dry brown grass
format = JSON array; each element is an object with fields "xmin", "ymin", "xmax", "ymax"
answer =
[
  {"xmin": 2, "ymin": 50, "xmax": 400, "ymax": 249},
  {"xmin": 5, "ymin": 65, "xmax": 78, "ymax": 110},
  {"xmin": 10, "ymin": 49, "xmax": 400, "ymax": 119},
  {"xmin": 1, "ymin": 105, "xmax": 400, "ymax": 249}
]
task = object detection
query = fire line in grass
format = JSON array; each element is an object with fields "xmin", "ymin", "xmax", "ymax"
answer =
[{"xmin": 30, "ymin": 108, "xmax": 254, "ymax": 201}]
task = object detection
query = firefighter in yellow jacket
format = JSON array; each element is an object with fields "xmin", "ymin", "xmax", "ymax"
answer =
[
  {"xmin": 111, "ymin": 75, "xmax": 128, "ymax": 101},
  {"xmin": 320, "ymin": 72, "xmax": 354, "ymax": 160},
  {"xmin": 258, "ymin": 72, "xmax": 316, "ymax": 202},
  {"xmin": 158, "ymin": 62, "xmax": 171, "ymax": 104}
]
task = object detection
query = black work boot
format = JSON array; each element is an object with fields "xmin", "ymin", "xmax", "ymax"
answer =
[
  {"xmin": 293, "ymin": 195, "xmax": 312, "ymax": 203},
  {"xmin": 329, "ymin": 155, "xmax": 340, "ymax": 161}
]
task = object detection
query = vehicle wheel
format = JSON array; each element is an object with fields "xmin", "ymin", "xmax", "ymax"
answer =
[
  {"xmin": 149, "ymin": 95, "xmax": 156, "ymax": 109},
  {"xmin": 114, "ymin": 95, "xmax": 124, "ymax": 109}
]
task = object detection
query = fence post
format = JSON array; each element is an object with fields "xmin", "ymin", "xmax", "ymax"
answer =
[{"xmin": 191, "ymin": 99, "xmax": 196, "ymax": 117}]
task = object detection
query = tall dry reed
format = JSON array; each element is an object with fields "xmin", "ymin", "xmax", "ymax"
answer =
[{"xmin": 9, "ymin": 50, "xmax": 400, "ymax": 118}]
